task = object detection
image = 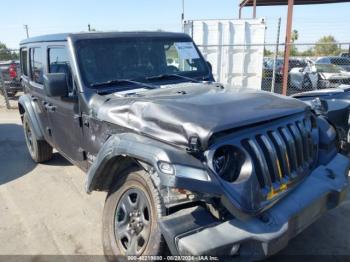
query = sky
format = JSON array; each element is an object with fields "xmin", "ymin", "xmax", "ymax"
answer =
[{"xmin": 0, "ymin": 0, "xmax": 349, "ymax": 49}]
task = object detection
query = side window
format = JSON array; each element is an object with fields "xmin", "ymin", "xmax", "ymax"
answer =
[
  {"xmin": 30, "ymin": 48, "xmax": 44, "ymax": 84},
  {"xmin": 20, "ymin": 49, "xmax": 28, "ymax": 76},
  {"xmin": 318, "ymin": 58, "xmax": 325, "ymax": 64},
  {"xmin": 48, "ymin": 47, "xmax": 73, "ymax": 90}
]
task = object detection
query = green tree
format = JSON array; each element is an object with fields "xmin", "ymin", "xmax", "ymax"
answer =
[
  {"xmin": 314, "ymin": 35, "xmax": 340, "ymax": 56},
  {"xmin": 290, "ymin": 30, "xmax": 299, "ymax": 56},
  {"xmin": 0, "ymin": 42, "xmax": 18, "ymax": 61},
  {"xmin": 264, "ymin": 48, "xmax": 273, "ymax": 57},
  {"xmin": 291, "ymin": 30, "xmax": 299, "ymax": 42},
  {"xmin": 300, "ymin": 48, "xmax": 315, "ymax": 57}
]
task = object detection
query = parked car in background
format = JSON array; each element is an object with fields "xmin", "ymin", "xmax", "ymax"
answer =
[
  {"xmin": 317, "ymin": 64, "xmax": 350, "ymax": 88},
  {"xmin": 316, "ymin": 56, "xmax": 350, "ymax": 72},
  {"xmin": 0, "ymin": 60, "xmax": 22, "ymax": 96},
  {"xmin": 289, "ymin": 62, "xmax": 318, "ymax": 90},
  {"xmin": 263, "ymin": 58, "xmax": 308, "ymax": 81},
  {"xmin": 289, "ymin": 62, "xmax": 350, "ymax": 90}
]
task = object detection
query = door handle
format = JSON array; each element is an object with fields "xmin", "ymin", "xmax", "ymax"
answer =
[
  {"xmin": 44, "ymin": 103, "xmax": 56, "ymax": 112},
  {"xmin": 31, "ymin": 95, "xmax": 38, "ymax": 102}
]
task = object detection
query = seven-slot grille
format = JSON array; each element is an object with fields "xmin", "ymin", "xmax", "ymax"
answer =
[{"xmin": 242, "ymin": 116, "xmax": 316, "ymax": 195}]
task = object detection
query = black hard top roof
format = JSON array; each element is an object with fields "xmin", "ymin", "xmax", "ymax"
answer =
[{"xmin": 20, "ymin": 31, "xmax": 191, "ymax": 45}]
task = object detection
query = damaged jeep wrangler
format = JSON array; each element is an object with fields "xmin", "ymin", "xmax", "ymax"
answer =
[{"xmin": 19, "ymin": 32, "xmax": 349, "ymax": 259}]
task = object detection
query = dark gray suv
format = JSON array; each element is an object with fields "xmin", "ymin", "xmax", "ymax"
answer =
[{"xmin": 19, "ymin": 32, "xmax": 349, "ymax": 259}]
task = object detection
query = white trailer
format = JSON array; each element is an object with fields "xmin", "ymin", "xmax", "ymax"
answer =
[{"xmin": 184, "ymin": 19, "xmax": 266, "ymax": 89}]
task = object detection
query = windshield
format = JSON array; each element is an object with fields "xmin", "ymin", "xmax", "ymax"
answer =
[
  {"xmin": 331, "ymin": 58, "xmax": 350, "ymax": 65},
  {"xmin": 315, "ymin": 64, "xmax": 343, "ymax": 73},
  {"xmin": 75, "ymin": 37, "xmax": 209, "ymax": 88}
]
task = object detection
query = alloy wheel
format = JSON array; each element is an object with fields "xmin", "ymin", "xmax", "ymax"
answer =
[{"xmin": 114, "ymin": 188, "xmax": 151, "ymax": 255}]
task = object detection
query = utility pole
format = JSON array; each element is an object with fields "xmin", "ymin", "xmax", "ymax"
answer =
[
  {"xmin": 88, "ymin": 24, "xmax": 91, "ymax": 32},
  {"xmin": 181, "ymin": 0, "xmax": 185, "ymax": 32},
  {"xmin": 271, "ymin": 18, "xmax": 282, "ymax": 93},
  {"xmin": 282, "ymin": 0, "xmax": 294, "ymax": 96},
  {"xmin": 24, "ymin": 25, "xmax": 29, "ymax": 38}
]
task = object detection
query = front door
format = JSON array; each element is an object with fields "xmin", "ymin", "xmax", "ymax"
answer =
[{"xmin": 45, "ymin": 46, "xmax": 85, "ymax": 167}]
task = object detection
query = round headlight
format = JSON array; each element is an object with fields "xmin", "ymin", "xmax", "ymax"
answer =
[{"xmin": 212, "ymin": 145, "xmax": 244, "ymax": 182}]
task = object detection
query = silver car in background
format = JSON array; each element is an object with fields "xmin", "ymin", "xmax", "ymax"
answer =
[
  {"xmin": 289, "ymin": 60, "xmax": 318, "ymax": 90},
  {"xmin": 316, "ymin": 56, "xmax": 350, "ymax": 72},
  {"xmin": 289, "ymin": 62, "xmax": 350, "ymax": 90}
]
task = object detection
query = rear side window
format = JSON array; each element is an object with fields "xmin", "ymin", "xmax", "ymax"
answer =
[
  {"xmin": 48, "ymin": 47, "xmax": 72, "ymax": 89},
  {"xmin": 20, "ymin": 49, "xmax": 28, "ymax": 76},
  {"xmin": 317, "ymin": 58, "xmax": 327, "ymax": 63},
  {"xmin": 30, "ymin": 48, "xmax": 44, "ymax": 84}
]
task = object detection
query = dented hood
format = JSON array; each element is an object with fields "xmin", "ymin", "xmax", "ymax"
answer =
[{"xmin": 97, "ymin": 83, "xmax": 308, "ymax": 150}]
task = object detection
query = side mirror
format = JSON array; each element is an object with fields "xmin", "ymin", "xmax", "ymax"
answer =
[
  {"xmin": 44, "ymin": 73, "xmax": 69, "ymax": 97},
  {"xmin": 207, "ymin": 61, "xmax": 213, "ymax": 73}
]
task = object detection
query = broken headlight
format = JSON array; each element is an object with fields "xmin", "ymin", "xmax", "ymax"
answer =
[
  {"xmin": 212, "ymin": 145, "xmax": 245, "ymax": 182},
  {"xmin": 310, "ymin": 97, "xmax": 328, "ymax": 115},
  {"xmin": 157, "ymin": 161, "xmax": 211, "ymax": 181}
]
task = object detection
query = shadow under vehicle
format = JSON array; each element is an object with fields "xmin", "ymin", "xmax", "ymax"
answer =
[{"xmin": 18, "ymin": 32, "xmax": 349, "ymax": 260}]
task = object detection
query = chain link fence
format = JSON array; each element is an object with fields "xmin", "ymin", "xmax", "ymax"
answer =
[
  {"xmin": 0, "ymin": 48, "xmax": 21, "ymax": 109},
  {"xmin": 262, "ymin": 42, "xmax": 350, "ymax": 96}
]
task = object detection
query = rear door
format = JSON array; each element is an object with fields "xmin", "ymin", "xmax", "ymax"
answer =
[
  {"xmin": 24, "ymin": 46, "xmax": 54, "ymax": 144},
  {"xmin": 44, "ymin": 45, "xmax": 85, "ymax": 166}
]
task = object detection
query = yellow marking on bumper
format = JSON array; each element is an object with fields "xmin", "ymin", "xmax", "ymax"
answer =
[{"xmin": 267, "ymin": 184, "xmax": 288, "ymax": 200}]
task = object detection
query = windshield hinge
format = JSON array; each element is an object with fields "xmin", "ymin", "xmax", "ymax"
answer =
[
  {"xmin": 188, "ymin": 136, "xmax": 201, "ymax": 152},
  {"xmin": 74, "ymin": 114, "xmax": 83, "ymax": 127}
]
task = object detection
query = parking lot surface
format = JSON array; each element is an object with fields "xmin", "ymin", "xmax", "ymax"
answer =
[{"xmin": 0, "ymin": 109, "xmax": 349, "ymax": 258}]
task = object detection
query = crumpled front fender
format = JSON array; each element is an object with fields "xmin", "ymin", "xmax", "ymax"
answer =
[{"xmin": 85, "ymin": 133, "xmax": 211, "ymax": 193}]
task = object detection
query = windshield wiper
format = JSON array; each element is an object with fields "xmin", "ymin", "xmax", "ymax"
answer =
[
  {"xmin": 145, "ymin": 74, "xmax": 201, "ymax": 83},
  {"xmin": 90, "ymin": 79, "xmax": 158, "ymax": 89}
]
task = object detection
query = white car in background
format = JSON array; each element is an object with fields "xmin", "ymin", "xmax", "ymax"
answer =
[
  {"xmin": 317, "ymin": 64, "xmax": 350, "ymax": 88},
  {"xmin": 289, "ymin": 61, "xmax": 318, "ymax": 90},
  {"xmin": 289, "ymin": 62, "xmax": 350, "ymax": 90},
  {"xmin": 316, "ymin": 56, "xmax": 350, "ymax": 72}
]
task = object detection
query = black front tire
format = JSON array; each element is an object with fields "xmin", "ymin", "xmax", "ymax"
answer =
[
  {"xmin": 23, "ymin": 113, "xmax": 53, "ymax": 163},
  {"xmin": 102, "ymin": 167, "xmax": 166, "ymax": 260}
]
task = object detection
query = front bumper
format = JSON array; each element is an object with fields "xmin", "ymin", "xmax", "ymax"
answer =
[{"xmin": 160, "ymin": 153, "xmax": 350, "ymax": 258}]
